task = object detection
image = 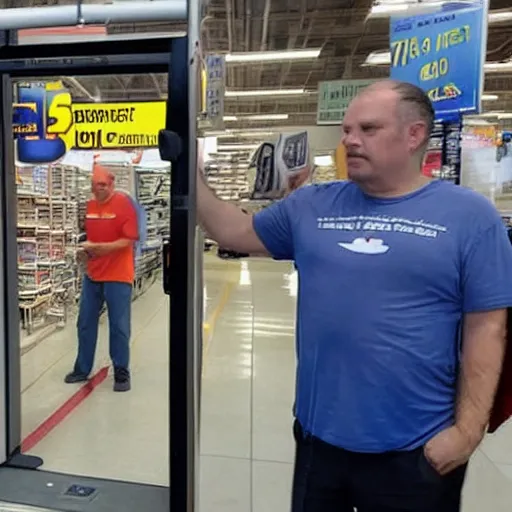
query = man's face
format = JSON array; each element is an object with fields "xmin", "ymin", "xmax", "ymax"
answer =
[
  {"xmin": 92, "ymin": 179, "xmax": 112, "ymax": 202},
  {"xmin": 341, "ymin": 88, "xmax": 421, "ymax": 184}
]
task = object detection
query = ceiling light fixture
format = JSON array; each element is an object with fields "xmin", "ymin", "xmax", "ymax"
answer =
[
  {"xmin": 314, "ymin": 155, "xmax": 334, "ymax": 167},
  {"xmin": 225, "ymin": 88, "xmax": 306, "ymax": 97},
  {"xmin": 225, "ymin": 49, "xmax": 321, "ymax": 63},
  {"xmin": 206, "ymin": 130, "xmax": 276, "ymax": 138},
  {"xmin": 468, "ymin": 111, "xmax": 506, "ymax": 119},
  {"xmin": 223, "ymin": 114, "xmax": 290, "ymax": 121},
  {"xmin": 369, "ymin": 0, "xmax": 446, "ymax": 17},
  {"xmin": 483, "ymin": 61, "xmax": 512, "ymax": 72},
  {"xmin": 217, "ymin": 144, "xmax": 260, "ymax": 151},
  {"xmin": 364, "ymin": 51, "xmax": 512, "ymax": 73},
  {"xmin": 488, "ymin": 11, "xmax": 512, "ymax": 23},
  {"xmin": 368, "ymin": 1, "xmax": 506, "ymax": 20}
]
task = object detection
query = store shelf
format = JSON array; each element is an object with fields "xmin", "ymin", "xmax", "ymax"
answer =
[{"xmin": 16, "ymin": 158, "xmax": 171, "ymax": 338}]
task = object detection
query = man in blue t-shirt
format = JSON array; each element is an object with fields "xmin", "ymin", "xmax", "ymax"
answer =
[{"xmin": 197, "ymin": 80, "xmax": 512, "ymax": 511}]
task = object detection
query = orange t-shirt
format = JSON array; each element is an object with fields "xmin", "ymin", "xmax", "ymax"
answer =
[{"xmin": 85, "ymin": 191, "xmax": 138, "ymax": 284}]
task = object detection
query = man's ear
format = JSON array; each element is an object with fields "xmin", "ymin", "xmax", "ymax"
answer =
[{"xmin": 408, "ymin": 121, "xmax": 428, "ymax": 153}]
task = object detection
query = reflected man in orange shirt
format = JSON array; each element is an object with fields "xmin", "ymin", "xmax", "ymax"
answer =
[{"xmin": 65, "ymin": 164, "xmax": 138, "ymax": 392}]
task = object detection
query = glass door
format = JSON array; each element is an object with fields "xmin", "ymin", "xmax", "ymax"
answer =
[{"xmin": 0, "ymin": 32, "xmax": 200, "ymax": 512}]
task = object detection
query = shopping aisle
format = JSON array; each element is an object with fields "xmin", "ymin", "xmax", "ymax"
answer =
[
  {"xmin": 199, "ymin": 257, "xmax": 297, "ymax": 512},
  {"xmin": 198, "ymin": 258, "xmax": 512, "ymax": 512}
]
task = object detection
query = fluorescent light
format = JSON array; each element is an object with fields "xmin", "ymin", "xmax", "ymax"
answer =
[
  {"xmin": 488, "ymin": 11, "xmax": 512, "ymax": 23},
  {"xmin": 243, "ymin": 114, "xmax": 289, "ymax": 120},
  {"xmin": 472, "ymin": 111, "xmax": 504, "ymax": 118},
  {"xmin": 223, "ymin": 114, "xmax": 289, "ymax": 121},
  {"xmin": 482, "ymin": 94, "xmax": 498, "ymax": 101},
  {"xmin": 225, "ymin": 88, "xmax": 305, "ymax": 97},
  {"xmin": 314, "ymin": 155, "xmax": 334, "ymax": 167},
  {"xmin": 368, "ymin": 2, "xmax": 507, "ymax": 20},
  {"xmin": 217, "ymin": 144, "xmax": 260, "ymax": 151},
  {"xmin": 464, "ymin": 119, "xmax": 492, "ymax": 126},
  {"xmin": 364, "ymin": 52, "xmax": 512, "ymax": 73},
  {"xmin": 205, "ymin": 130, "xmax": 275, "ymax": 138},
  {"xmin": 225, "ymin": 49, "xmax": 321, "ymax": 63},
  {"xmin": 370, "ymin": 4, "xmax": 409, "ymax": 15},
  {"xmin": 369, "ymin": 1, "xmax": 449, "ymax": 18},
  {"xmin": 483, "ymin": 61, "xmax": 512, "ymax": 72},
  {"xmin": 363, "ymin": 51, "xmax": 391, "ymax": 66}
]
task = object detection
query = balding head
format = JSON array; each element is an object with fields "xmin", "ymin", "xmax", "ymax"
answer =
[
  {"xmin": 361, "ymin": 80, "xmax": 435, "ymax": 148},
  {"xmin": 91, "ymin": 163, "xmax": 115, "ymax": 203},
  {"xmin": 341, "ymin": 80, "xmax": 434, "ymax": 193}
]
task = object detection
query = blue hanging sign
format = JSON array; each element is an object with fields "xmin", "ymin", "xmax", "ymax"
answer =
[
  {"xmin": 389, "ymin": 1, "xmax": 487, "ymax": 118},
  {"xmin": 13, "ymin": 81, "xmax": 74, "ymax": 164}
]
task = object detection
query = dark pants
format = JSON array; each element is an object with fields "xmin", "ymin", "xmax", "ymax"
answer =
[
  {"xmin": 75, "ymin": 275, "xmax": 132, "ymax": 375},
  {"xmin": 291, "ymin": 420, "xmax": 467, "ymax": 512}
]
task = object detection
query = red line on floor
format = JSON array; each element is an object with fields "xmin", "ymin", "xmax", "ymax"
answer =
[{"xmin": 21, "ymin": 366, "xmax": 109, "ymax": 453}]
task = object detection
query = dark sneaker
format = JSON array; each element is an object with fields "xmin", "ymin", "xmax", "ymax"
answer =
[
  {"xmin": 64, "ymin": 371, "xmax": 88, "ymax": 384},
  {"xmin": 114, "ymin": 367, "xmax": 131, "ymax": 392}
]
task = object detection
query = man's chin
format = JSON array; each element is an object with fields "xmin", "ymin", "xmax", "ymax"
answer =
[{"xmin": 347, "ymin": 167, "xmax": 373, "ymax": 182}]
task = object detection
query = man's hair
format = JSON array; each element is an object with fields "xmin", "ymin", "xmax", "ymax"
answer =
[{"xmin": 391, "ymin": 81, "xmax": 435, "ymax": 142}]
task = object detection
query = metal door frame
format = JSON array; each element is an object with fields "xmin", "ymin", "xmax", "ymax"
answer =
[{"xmin": 0, "ymin": 19, "xmax": 200, "ymax": 512}]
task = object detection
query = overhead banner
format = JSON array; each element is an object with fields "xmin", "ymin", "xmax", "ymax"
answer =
[
  {"xmin": 14, "ymin": 91, "xmax": 167, "ymax": 164},
  {"xmin": 72, "ymin": 102, "xmax": 165, "ymax": 150},
  {"xmin": 317, "ymin": 79, "xmax": 375, "ymax": 125},
  {"xmin": 389, "ymin": 1, "xmax": 488, "ymax": 118}
]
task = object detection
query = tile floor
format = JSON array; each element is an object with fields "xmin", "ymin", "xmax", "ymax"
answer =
[{"xmin": 18, "ymin": 254, "xmax": 512, "ymax": 511}]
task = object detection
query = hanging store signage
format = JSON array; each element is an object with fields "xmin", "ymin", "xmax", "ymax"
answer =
[
  {"xmin": 316, "ymin": 79, "xmax": 375, "ymax": 125},
  {"xmin": 14, "ymin": 91, "xmax": 167, "ymax": 163},
  {"xmin": 14, "ymin": 81, "xmax": 74, "ymax": 164},
  {"xmin": 72, "ymin": 101, "xmax": 166, "ymax": 150},
  {"xmin": 199, "ymin": 54, "xmax": 225, "ymax": 130},
  {"xmin": 389, "ymin": 1, "xmax": 488, "ymax": 118}
]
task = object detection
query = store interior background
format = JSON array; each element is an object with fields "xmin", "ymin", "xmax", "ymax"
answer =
[{"xmin": 5, "ymin": 0, "xmax": 512, "ymax": 511}]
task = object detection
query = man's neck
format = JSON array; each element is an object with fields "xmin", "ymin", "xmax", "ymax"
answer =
[
  {"xmin": 357, "ymin": 172, "xmax": 431, "ymax": 199},
  {"xmin": 97, "ymin": 191, "xmax": 115, "ymax": 204}
]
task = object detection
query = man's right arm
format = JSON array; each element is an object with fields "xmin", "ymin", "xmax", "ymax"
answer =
[{"xmin": 197, "ymin": 171, "xmax": 269, "ymax": 255}]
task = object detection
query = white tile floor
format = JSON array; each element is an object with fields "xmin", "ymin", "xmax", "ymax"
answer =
[{"xmin": 18, "ymin": 254, "xmax": 512, "ymax": 511}]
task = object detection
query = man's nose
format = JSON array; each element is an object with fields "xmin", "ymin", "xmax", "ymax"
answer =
[{"xmin": 342, "ymin": 132, "xmax": 361, "ymax": 147}]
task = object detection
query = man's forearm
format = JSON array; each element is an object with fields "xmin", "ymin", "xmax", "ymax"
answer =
[
  {"xmin": 456, "ymin": 310, "xmax": 507, "ymax": 444},
  {"xmin": 88, "ymin": 238, "xmax": 133, "ymax": 256},
  {"xmin": 197, "ymin": 173, "xmax": 253, "ymax": 250}
]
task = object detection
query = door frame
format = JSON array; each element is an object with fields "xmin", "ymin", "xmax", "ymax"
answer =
[{"xmin": 0, "ymin": 34, "xmax": 199, "ymax": 512}]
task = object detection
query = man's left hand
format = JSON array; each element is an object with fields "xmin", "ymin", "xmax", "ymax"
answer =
[
  {"xmin": 424, "ymin": 425, "xmax": 482, "ymax": 476},
  {"xmin": 81, "ymin": 241, "xmax": 102, "ymax": 256}
]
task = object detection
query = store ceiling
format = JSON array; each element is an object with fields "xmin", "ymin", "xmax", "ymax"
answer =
[{"xmin": 4, "ymin": 0, "xmax": 512, "ymax": 129}]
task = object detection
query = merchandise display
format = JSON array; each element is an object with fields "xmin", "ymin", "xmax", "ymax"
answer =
[
  {"xmin": 17, "ymin": 152, "xmax": 171, "ymax": 337},
  {"xmin": 312, "ymin": 165, "xmax": 336, "ymax": 183},
  {"xmin": 248, "ymin": 131, "xmax": 313, "ymax": 200},
  {"xmin": 423, "ymin": 121, "xmax": 462, "ymax": 184},
  {"xmin": 204, "ymin": 158, "xmax": 251, "ymax": 202},
  {"xmin": 17, "ymin": 164, "xmax": 90, "ymax": 335}
]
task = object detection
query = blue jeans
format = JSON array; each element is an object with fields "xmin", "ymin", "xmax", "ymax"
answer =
[{"xmin": 75, "ymin": 276, "xmax": 132, "ymax": 376}]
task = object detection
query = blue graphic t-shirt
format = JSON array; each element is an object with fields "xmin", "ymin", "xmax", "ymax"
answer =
[{"xmin": 253, "ymin": 180, "xmax": 512, "ymax": 453}]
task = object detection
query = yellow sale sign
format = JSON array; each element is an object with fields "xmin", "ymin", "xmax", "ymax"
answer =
[{"xmin": 72, "ymin": 101, "xmax": 167, "ymax": 150}]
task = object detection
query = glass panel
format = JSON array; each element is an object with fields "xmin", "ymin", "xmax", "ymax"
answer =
[{"xmin": 14, "ymin": 74, "xmax": 171, "ymax": 484}]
